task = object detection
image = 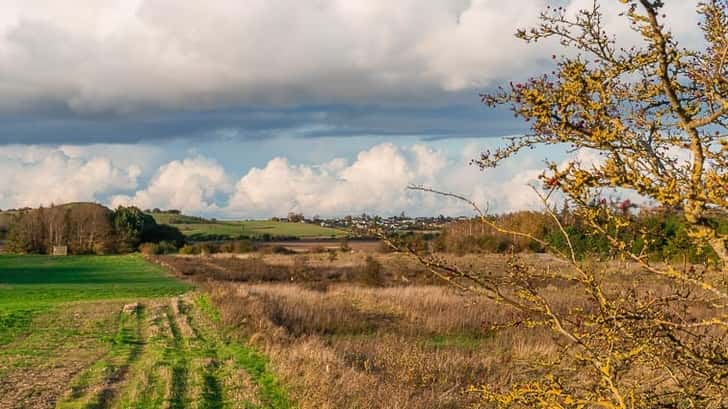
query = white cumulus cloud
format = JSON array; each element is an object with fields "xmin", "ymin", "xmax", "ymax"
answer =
[
  {"xmin": 226, "ymin": 142, "xmax": 545, "ymax": 217},
  {"xmin": 4, "ymin": 141, "xmax": 670, "ymax": 218},
  {"xmin": 111, "ymin": 157, "xmax": 231, "ymax": 213},
  {"xmin": 0, "ymin": 145, "xmax": 140, "ymax": 209}
]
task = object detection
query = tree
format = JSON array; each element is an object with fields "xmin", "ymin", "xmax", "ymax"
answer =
[
  {"xmin": 66, "ymin": 204, "xmax": 114, "ymax": 254},
  {"xmin": 113, "ymin": 206, "xmax": 153, "ymax": 253},
  {"xmin": 140, "ymin": 223, "xmax": 186, "ymax": 248},
  {"xmin": 395, "ymin": 1, "xmax": 728, "ymax": 407},
  {"xmin": 5, "ymin": 203, "xmax": 115, "ymax": 254},
  {"xmin": 287, "ymin": 212, "xmax": 304, "ymax": 223},
  {"xmin": 5, "ymin": 212, "xmax": 34, "ymax": 254},
  {"xmin": 481, "ymin": 0, "xmax": 728, "ymax": 264}
]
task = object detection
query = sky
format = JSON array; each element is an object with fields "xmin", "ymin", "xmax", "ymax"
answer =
[{"xmin": 0, "ymin": 0, "xmax": 704, "ymax": 218}]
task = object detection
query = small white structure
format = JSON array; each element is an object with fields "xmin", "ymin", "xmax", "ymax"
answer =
[{"xmin": 52, "ymin": 245, "xmax": 68, "ymax": 256}]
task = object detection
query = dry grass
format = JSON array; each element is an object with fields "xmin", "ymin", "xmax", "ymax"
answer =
[
  {"xmin": 203, "ymin": 280, "xmax": 561, "ymax": 409},
  {"xmin": 163, "ymin": 252, "xmax": 707, "ymax": 408}
]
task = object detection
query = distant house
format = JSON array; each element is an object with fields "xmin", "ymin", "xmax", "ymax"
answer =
[{"xmin": 52, "ymin": 245, "xmax": 68, "ymax": 256}]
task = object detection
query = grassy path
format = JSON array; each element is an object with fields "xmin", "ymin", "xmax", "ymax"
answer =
[
  {"xmin": 0, "ymin": 255, "xmax": 291, "ymax": 409},
  {"xmin": 53, "ymin": 295, "xmax": 291, "ymax": 409}
]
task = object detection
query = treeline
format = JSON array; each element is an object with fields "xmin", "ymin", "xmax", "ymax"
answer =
[
  {"xmin": 5, "ymin": 203, "xmax": 184, "ymax": 255},
  {"xmin": 434, "ymin": 207, "xmax": 728, "ymax": 263}
]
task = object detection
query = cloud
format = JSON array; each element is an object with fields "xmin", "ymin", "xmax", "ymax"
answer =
[
  {"xmin": 0, "ymin": 142, "xmax": 563, "ymax": 217},
  {"xmin": 0, "ymin": 145, "xmax": 140, "ymax": 209},
  {"xmin": 227, "ymin": 144, "xmax": 418, "ymax": 217},
  {"xmin": 1, "ymin": 141, "xmax": 688, "ymax": 217},
  {"xmin": 110, "ymin": 157, "xmax": 231, "ymax": 213},
  {"xmin": 0, "ymin": 0, "xmax": 701, "ymax": 115},
  {"xmin": 225, "ymin": 142, "xmax": 548, "ymax": 217}
]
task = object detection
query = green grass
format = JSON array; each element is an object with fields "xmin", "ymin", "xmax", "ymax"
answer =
[
  {"xmin": 425, "ymin": 333, "xmax": 487, "ymax": 350},
  {"xmin": 172, "ymin": 220, "xmax": 347, "ymax": 239},
  {"xmin": 222, "ymin": 344, "xmax": 291, "ymax": 409},
  {"xmin": 0, "ymin": 254, "xmax": 191, "ymax": 345},
  {"xmin": 147, "ymin": 211, "xmax": 348, "ymax": 239},
  {"xmin": 195, "ymin": 295, "xmax": 291, "ymax": 409},
  {"xmin": 57, "ymin": 306, "xmax": 146, "ymax": 409},
  {"xmin": 0, "ymin": 255, "xmax": 292, "ymax": 408}
]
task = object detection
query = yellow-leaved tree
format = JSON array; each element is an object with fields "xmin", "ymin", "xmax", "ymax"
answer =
[{"xmin": 394, "ymin": 1, "xmax": 728, "ymax": 407}]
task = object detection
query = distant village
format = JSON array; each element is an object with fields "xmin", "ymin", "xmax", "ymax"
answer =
[{"xmin": 274, "ymin": 212, "xmax": 465, "ymax": 234}]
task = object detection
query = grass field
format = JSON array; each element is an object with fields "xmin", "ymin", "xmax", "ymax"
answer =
[
  {"xmin": 159, "ymin": 252, "xmax": 570, "ymax": 408},
  {"xmin": 0, "ymin": 255, "xmax": 290, "ymax": 409},
  {"xmin": 0, "ymin": 254, "xmax": 190, "ymax": 345},
  {"xmin": 161, "ymin": 219, "xmax": 347, "ymax": 239}
]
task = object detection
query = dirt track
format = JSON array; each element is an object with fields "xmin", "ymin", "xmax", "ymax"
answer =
[{"xmin": 0, "ymin": 295, "xmax": 288, "ymax": 409}]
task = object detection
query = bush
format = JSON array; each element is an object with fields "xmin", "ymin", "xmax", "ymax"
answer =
[
  {"xmin": 141, "ymin": 224, "xmax": 185, "ymax": 248},
  {"xmin": 157, "ymin": 241, "xmax": 178, "ymax": 254},
  {"xmin": 218, "ymin": 240, "xmax": 255, "ymax": 254},
  {"xmin": 339, "ymin": 238, "xmax": 350, "ymax": 252},
  {"xmin": 139, "ymin": 241, "xmax": 178, "ymax": 255},
  {"xmin": 310, "ymin": 245, "xmax": 327, "ymax": 254},
  {"xmin": 354, "ymin": 256, "xmax": 385, "ymax": 287},
  {"xmin": 139, "ymin": 242, "xmax": 160, "ymax": 255},
  {"xmin": 179, "ymin": 244, "xmax": 199, "ymax": 255}
]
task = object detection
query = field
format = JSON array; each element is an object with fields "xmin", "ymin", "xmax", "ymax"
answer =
[
  {"xmin": 148, "ymin": 213, "xmax": 347, "ymax": 239},
  {"xmin": 0, "ymin": 255, "xmax": 191, "ymax": 344},
  {"xmin": 0, "ymin": 255, "xmax": 290, "ymax": 409},
  {"xmin": 158, "ymin": 252, "xmax": 571, "ymax": 408},
  {"xmin": 3, "ymin": 250, "xmax": 679, "ymax": 408}
]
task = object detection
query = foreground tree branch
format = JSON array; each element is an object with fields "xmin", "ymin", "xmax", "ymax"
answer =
[{"xmin": 385, "ymin": 2, "xmax": 728, "ymax": 407}]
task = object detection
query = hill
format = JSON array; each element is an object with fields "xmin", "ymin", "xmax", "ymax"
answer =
[
  {"xmin": 2, "ymin": 203, "xmax": 184, "ymax": 254},
  {"xmin": 147, "ymin": 212, "xmax": 348, "ymax": 240}
]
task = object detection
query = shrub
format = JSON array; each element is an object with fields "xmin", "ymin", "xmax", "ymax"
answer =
[
  {"xmin": 339, "ymin": 238, "xmax": 351, "ymax": 252},
  {"xmin": 139, "ymin": 242, "xmax": 160, "ymax": 255},
  {"xmin": 140, "ymin": 224, "xmax": 185, "ymax": 247},
  {"xmin": 354, "ymin": 256, "xmax": 385, "ymax": 287},
  {"xmin": 289, "ymin": 255, "xmax": 311, "ymax": 280},
  {"xmin": 157, "ymin": 241, "xmax": 178, "ymax": 254},
  {"xmin": 179, "ymin": 244, "xmax": 199, "ymax": 255},
  {"xmin": 218, "ymin": 240, "xmax": 255, "ymax": 254}
]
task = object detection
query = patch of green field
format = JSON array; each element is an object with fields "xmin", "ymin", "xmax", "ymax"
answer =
[
  {"xmin": 425, "ymin": 333, "xmax": 488, "ymax": 350},
  {"xmin": 0, "ymin": 254, "xmax": 191, "ymax": 345},
  {"xmin": 147, "ymin": 210, "xmax": 348, "ymax": 239},
  {"xmin": 173, "ymin": 220, "xmax": 347, "ymax": 239},
  {"xmin": 0, "ymin": 256, "xmax": 292, "ymax": 408},
  {"xmin": 194, "ymin": 295, "xmax": 291, "ymax": 409},
  {"xmin": 57, "ymin": 295, "xmax": 291, "ymax": 409}
]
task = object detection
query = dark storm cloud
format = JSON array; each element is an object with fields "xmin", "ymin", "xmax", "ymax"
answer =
[
  {"xmin": 0, "ymin": 1, "xmax": 699, "ymax": 145},
  {"xmin": 0, "ymin": 101, "xmax": 526, "ymax": 145}
]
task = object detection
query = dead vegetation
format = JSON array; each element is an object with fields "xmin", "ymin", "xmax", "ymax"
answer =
[
  {"xmin": 159, "ymin": 250, "xmax": 726, "ymax": 409},
  {"xmin": 156, "ymin": 252, "xmax": 440, "ymax": 287},
  {"xmin": 202, "ymin": 281, "xmax": 570, "ymax": 409},
  {"xmin": 154, "ymin": 252, "xmax": 573, "ymax": 409}
]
